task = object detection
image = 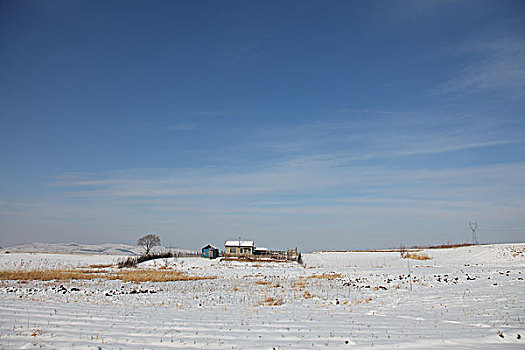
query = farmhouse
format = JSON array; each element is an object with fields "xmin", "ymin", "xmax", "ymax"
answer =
[
  {"xmin": 223, "ymin": 239, "xmax": 300, "ymax": 261},
  {"xmin": 201, "ymin": 244, "xmax": 219, "ymax": 259},
  {"xmin": 224, "ymin": 240, "xmax": 254, "ymax": 257}
]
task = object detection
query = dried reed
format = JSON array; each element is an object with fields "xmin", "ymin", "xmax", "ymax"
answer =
[
  {"xmin": 403, "ymin": 253, "xmax": 432, "ymax": 260},
  {"xmin": 307, "ymin": 273, "xmax": 342, "ymax": 280}
]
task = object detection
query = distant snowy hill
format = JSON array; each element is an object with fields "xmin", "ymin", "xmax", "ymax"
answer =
[{"xmin": 1, "ymin": 242, "xmax": 196, "ymax": 256}]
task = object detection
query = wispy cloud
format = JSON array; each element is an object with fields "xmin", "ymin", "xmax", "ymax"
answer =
[
  {"xmin": 277, "ymin": 138, "xmax": 519, "ymax": 168},
  {"xmin": 437, "ymin": 38, "xmax": 525, "ymax": 97},
  {"xmin": 47, "ymin": 107, "xmax": 524, "ymax": 209},
  {"xmin": 253, "ymin": 109, "xmax": 522, "ymax": 170},
  {"xmin": 48, "ymin": 160, "xmax": 525, "ymax": 207}
]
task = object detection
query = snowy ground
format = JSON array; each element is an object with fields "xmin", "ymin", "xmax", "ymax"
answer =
[{"xmin": 0, "ymin": 244, "xmax": 523, "ymax": 349}]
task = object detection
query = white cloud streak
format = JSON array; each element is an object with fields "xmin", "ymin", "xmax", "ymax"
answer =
[{"xmin": 437, "ymin": 38, "xmax": 525, "ymax": 97}]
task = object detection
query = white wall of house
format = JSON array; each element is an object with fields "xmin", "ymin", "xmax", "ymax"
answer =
[{"xmin": 225, "ymin": 241, "xmax": 254, "ymax": 256}]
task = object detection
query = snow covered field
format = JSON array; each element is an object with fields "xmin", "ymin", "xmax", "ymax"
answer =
[{"xmin": 0, "ymin": 244, "xmax": 523, "ymax": 349}]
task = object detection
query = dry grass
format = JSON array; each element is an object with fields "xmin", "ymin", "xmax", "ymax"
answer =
[
  {"xmin": 510, "ymin": 247, "xmax": 524, "ymax": 258},
  {"xmin": 113, "ymin": 270, "xmax": 216, "ymax": 283},
  {"xmin": 255, "ymin": 280, "xmax": 272, "ymax": 285},
  {"xmin": 87, "ymin": 264, "xmax": 114, "ymax": 269},
  {"xmin": 0, "ymin": 270, "xmax": 100, "ymax": 281},
  {"xmin": 403, "ymin": 253, "xmax": 432, "ymax": 260},
  {"xmin": 76, "ymin": 269, "xmax": 106, "ymax": 274},
  {"xmin": 307, "ymin": 273, "xmax": 342, "ymax": 280},
  {"xmin": 292, "ymin": 281, "xmax": 306, "ymax": 290},
  {"xmin": 419, "ymin": 243, "xmax": 474, "ymax": 249},
  {"xmin": 259, "ymin": 296, "xmax": 284, "ymax": 306},
  {"xmin": 303, "ymin": 290, "xmax": 315, "ymax": 299},
  {"xmin": 30, "ymin": 328, "xmax": 43, "ymax": 337},
  {"xmin": 0, "ymin": 269, "xmax": 216, "ymax": 283},
  {"xmin": 355, "ymin": 297, "xmax": 373, "ymax": 304}
]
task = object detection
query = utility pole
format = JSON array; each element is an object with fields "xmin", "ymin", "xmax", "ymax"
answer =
[{"xmin": 469, "ymin": 221, "xmax": 479, "ymax": 245}]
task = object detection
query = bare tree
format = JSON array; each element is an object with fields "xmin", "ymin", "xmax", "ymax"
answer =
[{"xmin": 137, "ymin": 233, "xmax": 161, "ymax": 255}]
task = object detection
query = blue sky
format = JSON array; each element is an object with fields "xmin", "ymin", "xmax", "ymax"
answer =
[{"xmin": 1, "ymin": 1, "xmax": 524, "ymax": 251}]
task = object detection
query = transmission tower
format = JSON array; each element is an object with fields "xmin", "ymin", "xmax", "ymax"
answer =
[{"xmin": 469, "ymin": 221, "xmax": 478, "ymax": 244}]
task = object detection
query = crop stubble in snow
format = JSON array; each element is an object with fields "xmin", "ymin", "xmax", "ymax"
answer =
[{"xmin": 0, "ymin": 244, "xmax": 524, "ymax": 349}]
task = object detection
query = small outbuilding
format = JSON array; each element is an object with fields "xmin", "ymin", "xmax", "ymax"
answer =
[
  {"xmin": 201, "ymin": 244, "xmax": 219, "ymax": 259},
  {"xmin": 254, "ymin": 247, "xmax": 269, "ymax": 256}
]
